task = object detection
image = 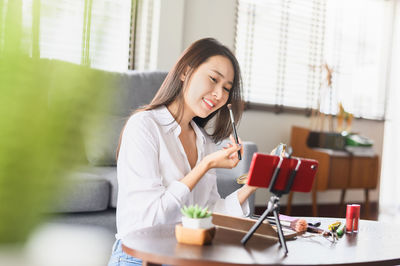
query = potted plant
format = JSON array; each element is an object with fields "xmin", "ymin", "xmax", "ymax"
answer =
[
  {"xmin": 0, "ymin": 1, "xmax": 111, "ymax": 247},
  {"xmin": 180, "ymin": 205, "xmax": 214, "ymax": 229},
  {"xmin": 175, "ymin": 205, "xmax": 215, "ymax": 245}
]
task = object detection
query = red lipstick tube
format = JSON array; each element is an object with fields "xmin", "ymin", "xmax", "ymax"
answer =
[
  {"xmin": 352, "ymin": 204, "xmax": 360, "ymax": 232},
  {"xmin": 346, "ymin": 204, "xmax": 360, "ymax": 233}
]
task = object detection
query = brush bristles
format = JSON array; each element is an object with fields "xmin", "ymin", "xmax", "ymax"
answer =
[{"xmin": 291, "ymin": 219, "xmax": 308, "ymax": 233}]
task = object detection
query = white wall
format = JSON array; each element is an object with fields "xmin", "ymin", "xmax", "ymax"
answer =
[
  {"xmin": 156, "ymin": 0, "xmax": 384, "ymax": 206},
  {"xmin": 155, "ymin": 0, "xmax": 185, "ymax": 71},
  {"xmin": 181, "ymin": 0, "xmax": 236, "ymax": 51}
]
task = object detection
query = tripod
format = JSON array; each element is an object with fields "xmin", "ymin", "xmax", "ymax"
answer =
[{"xmin": 241, "ymin": 157, "xmax": 301, "ymax": 255}]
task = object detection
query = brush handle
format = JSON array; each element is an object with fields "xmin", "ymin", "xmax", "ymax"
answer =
[
  {"xmin": 231, "ymin": 121, "xmax": 241, "ymax": 160},
  {"xmin": 307, "ymin": 225, "xmax": 331, "ymax": 236},
  {"xmin": 265, "ymin": 217, "xmax": 291, "ymax": 227}
]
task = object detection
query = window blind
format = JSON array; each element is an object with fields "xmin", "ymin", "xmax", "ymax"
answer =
[
  {"xmin": 3, "ymin": 0, "xmax": 134, "ymax": 72},
  {"xmin": 88, "ymin": 0, "xmax": 132, "ymax": 71},
  {"xmin": 133, "ymin": 0, "xmax": 160, "ymax": 70},
  {"xmin": 235, "ymin": 0, "xmax": 326, "ymax": 112},
  {"xmin": 39, "ymin": 0, "xmax": 86, "ymax": 65},
  {"xmin": 235, "ymin": 0, "xmax": 392, "ymax": 119}
]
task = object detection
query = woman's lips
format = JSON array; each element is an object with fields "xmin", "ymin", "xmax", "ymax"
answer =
[{"xmin": 202, "ymin": 97, "xmax": 215, "ymax": 110}]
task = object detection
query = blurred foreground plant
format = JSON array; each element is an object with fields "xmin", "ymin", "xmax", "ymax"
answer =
[{"xmin": 0, "ymin": 1, "xmax": 111, "ymax": 244}]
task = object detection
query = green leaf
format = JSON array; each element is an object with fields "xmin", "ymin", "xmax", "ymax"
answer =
[
  {"xmin": 181, "ymin": 204, "xmax": 213, "ymax": 219},
  {"xmin": 199, "ymin": 206, "xmax": 208, "ymax": 218},
  {"xmin": 180, "ymin": 209, "xmax": 188, "ymax": 217},
  {"xmin": 187, "ymin": 208, "xmax": 194, "ymax": 218}
]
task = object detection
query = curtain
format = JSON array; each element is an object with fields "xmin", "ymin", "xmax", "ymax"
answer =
[{"xmin": 379, "ymin": 0, "xmax": 400, "ymax": 222}]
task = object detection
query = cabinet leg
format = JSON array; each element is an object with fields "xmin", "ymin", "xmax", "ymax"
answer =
[
  {"xmin": 340, "ymin": 189, "xmax": 346, "ymax": 217},
  {"xmin": 364, "ymin": 189, "xmax": 370, "ymax": 219},
  {"xmin": 286, "ymin": 191, "xmax": 294, "ymax": 215},
  {"xmin": 340, "ymin": 189, "xmax": 346, "ymax": 205},
  {"xmin": 312, "ymin": 188, "xmax": 318, "ymax": 217}
]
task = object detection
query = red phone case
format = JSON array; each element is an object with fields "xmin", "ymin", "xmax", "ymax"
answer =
[{"xmin": 246, "ymin": 153, "xmax": 318, "ymax": 193}]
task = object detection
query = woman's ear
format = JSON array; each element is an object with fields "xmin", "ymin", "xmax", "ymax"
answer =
[{"xmin": 180, "ymin": 66, "xmax": 191, "ymax": 82}]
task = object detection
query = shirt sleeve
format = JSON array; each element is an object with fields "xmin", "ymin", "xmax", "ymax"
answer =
[
  {"xmin": 206, "ymin": 169, "xmax": 250, "ymax": 217},
  {"xmin": 117, "ymin": 115, "xmax": 190, "ymax": 230}
]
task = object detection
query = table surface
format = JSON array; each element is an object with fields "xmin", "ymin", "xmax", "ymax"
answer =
[{"xmin": 122, "ymin": 217, "xmax": 400, "ymax": 266}]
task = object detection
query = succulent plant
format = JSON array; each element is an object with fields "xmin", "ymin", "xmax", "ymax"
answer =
[{"xmin": 181, "ymin": 205, "xmax": 212, "ymax": 219}]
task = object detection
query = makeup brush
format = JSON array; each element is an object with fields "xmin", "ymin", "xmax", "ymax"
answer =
[
  {"xmin": 252, "ymin": 215, "xmax": 307, "ymax": 233},
  {"xmin": 266, "ymin": 217, "xmax": 308, "ymax": 234},
  {"xmin": 279, "ymin": 214, "xmax": 330, "ymax": 236},
  {"xmin": 227, "ymin": 104, "xmax": 241, "ymax": 160},
  {"xmin": 307, "ymin": 224, "xmax": 331, "ymax": 237}
]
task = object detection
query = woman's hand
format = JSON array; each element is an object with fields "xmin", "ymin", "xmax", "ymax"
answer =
[
  {"xmin": 204, "ymin": 136, "xmax": 243, "ymax": 169},
  {"xmin": 227, "ymin": 134, "xmax": 244, "ymax": 159},
  {"xmin": 180, "ymin": 136, "xmax": 243, "ymax": 191}
]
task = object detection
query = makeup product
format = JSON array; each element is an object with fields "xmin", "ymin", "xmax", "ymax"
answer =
[
  {"xmin": 346, "ymin": 204, "xmax": 354, "ymax": 232},
  {"xmin": 307, "ymin": 224, "xmax": 331, "ymax": 237},
  {"xmin": 346, "ymin": 204, "xmax": 360, "ymax": 233},
  {"xmin": 328, "ymin": 221, "xmax": 341, "ymax": 241},
  {"xmin": 265, "ymin": 217, "xmax": 307, "ymax": 233},
  {"xmin": 227, "ymin": 104, "xmax": 241, "ymax": 160},
  {"xmin": 336, "ymin": 223, "xmax": 346, "ymax": 238},
  {"xmin": 328, "ymin": 221, "xmax": 341, "ymax": 232},
  {"xmin": 278, "ymin": 214, "xmax": 325, "ymax": 235},
  {"xmin": 308, "ymin": 221, "xmax": 321, "ymax": 227}
]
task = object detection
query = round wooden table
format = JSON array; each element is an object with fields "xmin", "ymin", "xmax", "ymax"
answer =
[{"xmin": 122, "ymin": 217, "xmax": 400, "ymax": 266}]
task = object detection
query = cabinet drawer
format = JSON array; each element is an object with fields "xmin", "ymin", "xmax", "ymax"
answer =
[
  {"xmin": 348, "ymin": 156, "xmax": 379, "ymax": 189},
  {"xmin": 328, "ymin": 157, "xmax": 350, "ymax": 189}
]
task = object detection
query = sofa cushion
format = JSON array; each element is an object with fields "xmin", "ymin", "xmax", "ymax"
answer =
[
  {"xmin": 90, "ymin": 166, "xmax": 118, "ymax": 208},
  {"xmin": 52, "ymin": 173, "xmax": 110, "ymax": 213},
  {"xmin": 85, "ymin": 71, "xmax": 168, "ymax": 166}
]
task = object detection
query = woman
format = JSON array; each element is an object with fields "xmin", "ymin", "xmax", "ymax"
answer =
[{"xmin": 108, "ymin": 38, "xmax": 257, "ymax": 265}]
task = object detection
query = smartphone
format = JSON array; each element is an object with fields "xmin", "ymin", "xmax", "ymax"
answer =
[
  {"xmin": 274, "ymin": 143, "xmax": 287, "ymax": 156},
  {"xmin": 246, "ymin": 153, "xmax": 318, "ymax": 193}
]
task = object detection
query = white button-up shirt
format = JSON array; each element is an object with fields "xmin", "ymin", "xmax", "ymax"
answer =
[{"xmin": 115, "ymin": 105, "xmax": 249, "ymax": 239}]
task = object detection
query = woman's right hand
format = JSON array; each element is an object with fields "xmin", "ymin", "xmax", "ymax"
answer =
[{"xmin": 204, "ymin": 143, "xmax": 242, "ymax": 169}]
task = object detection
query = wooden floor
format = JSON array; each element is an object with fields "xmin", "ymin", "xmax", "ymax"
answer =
[{"xmin": 255, "ymin": 202, "xmax": 379, "ymax": 221}]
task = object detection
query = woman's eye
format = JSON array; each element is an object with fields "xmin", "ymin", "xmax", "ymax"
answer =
[
  {"xmin": 223, "ymin": 87, "xmax": 231, "ymax": 93},
  {"xmin": 209, "ymin": 76, "xmax": 217, "ymax": 83}
]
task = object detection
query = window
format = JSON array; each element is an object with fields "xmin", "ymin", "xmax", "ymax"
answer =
[
  {"xmin": 133, "ymin": 0, "xmax": 160, "ymax": 70},
  {"xmin": 235, "ymin": 0, "xmax": 393, "ymax": 119},
  {"xmin": 2, "ymin": 0, "xmax": 134, "ymax": 72}
]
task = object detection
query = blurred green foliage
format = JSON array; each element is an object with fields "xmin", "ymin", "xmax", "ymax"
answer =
[{"xmin": 0, "ymin": 0, "xmax": 111, "ymax": 243}]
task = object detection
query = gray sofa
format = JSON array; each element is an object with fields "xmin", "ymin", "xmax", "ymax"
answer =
[{"xmin": 51, "ymin": 69, "xmax": 257, "ymax": 233}]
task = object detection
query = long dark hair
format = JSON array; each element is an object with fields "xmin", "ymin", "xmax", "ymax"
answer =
[{"xmin": 116, "ymin": 38, "xmax": 243, "ymax": 159}]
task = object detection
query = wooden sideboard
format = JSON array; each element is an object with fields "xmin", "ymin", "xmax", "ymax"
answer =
[{"xmin": 287, "ymin": 126, "xmax": 379, "ymax": 218}]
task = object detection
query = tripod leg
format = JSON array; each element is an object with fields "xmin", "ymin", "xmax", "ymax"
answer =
[
  {"xmin": 273, "ymin": 208, "xmax": 288, "ymax": 255},
  {"xmin": 241, "ymin": 201, "xmax": 274, "ymax": 245}
]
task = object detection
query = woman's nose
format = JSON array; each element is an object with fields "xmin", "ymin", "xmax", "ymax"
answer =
[{"xmin": 212, "ymin": 86, "xmax": 223, "ymax": 100}]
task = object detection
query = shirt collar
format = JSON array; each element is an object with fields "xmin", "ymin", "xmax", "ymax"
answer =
[{"xmin": 153, "ymin": 105, "xmax": 207, "ymax": 144}]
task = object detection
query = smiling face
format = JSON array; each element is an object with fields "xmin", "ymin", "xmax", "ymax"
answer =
[{"xmin": 182, "ymin": 55, "xmax": 234, "ymax": 119}]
